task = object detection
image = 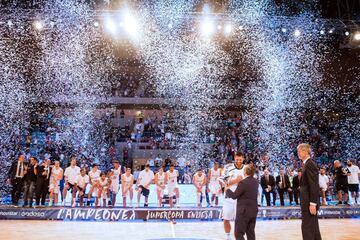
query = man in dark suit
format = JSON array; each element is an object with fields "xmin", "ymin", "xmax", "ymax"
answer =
[
  {"xmin": 276, "ymin": 169, "xmax": 292, "ymax": 206},
  {"xmin": 226, "ymin": 164, "xmax": 259, "ymax": 240},
  {"xmin": 7, "ymin": 154, "xmax": 26, "ymax": 205},
  {"xmin": 35, "ymin": 159, "xmax": 51, "ymax": 206},
  {"xmin": 292, "ymin": 169, "xmax": 302, "ymax": 205},
  {"xmin": 260, "ymin": 169, "xmax": 276, "ymax": 206},
  {"xmin": 297, "ymin": 143, "xmax": 322, "ymax": 240}
]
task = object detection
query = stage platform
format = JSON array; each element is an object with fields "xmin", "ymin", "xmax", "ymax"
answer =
[{"xmin": 0, "ymin": 205, "xmax": 359, "ymax": 222}]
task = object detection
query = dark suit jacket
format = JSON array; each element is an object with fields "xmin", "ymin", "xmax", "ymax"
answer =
[
  {"xmin": 260, "ymin": 175, "xmax": 275, "ymax": 192},
  {"xmin": 292, "ymin": 175, "xmax": 300, "ymax": 190},
  {"xmin": 7, "ymin": 161, "xmax": 27, "ymax": 180},
  {"xmin": 300, "ymin": 159, "xmax": 320, "ymax": 212},
  {"xmin": 36, "ymin": 164, "xmax": 52, "ymax": 183},
  {"xmin": 226, "ymin": 176, "xmax": 259, "ymax": 218},
  {"xmin": 276, "ymin": 175, "xmax": 291, "ymax": 189}
]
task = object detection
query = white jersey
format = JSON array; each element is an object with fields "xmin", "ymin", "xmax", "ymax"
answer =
[
  {"xmin": 223, "ymin": 163, "xmax": 244, "ymax": 192},
  {"xmin": 138, "ymin": 169, "xmax": 154, "ymax": 188},
  {"xmin": 319, "ymin": 174, "xmax": 329, "ymax": 190},
  {"xmin": 166, "ymin": 170, "xmax": 178, "ymax": 186},
  {"xmin": 75, "ymin": 174, "xmax": 90, "ymax": 189},
  {"xmin": 209, "ymin": 168, "xmax": 221, "ymax": 195},
  {"xmin": 98, "ymin": 177, "xmax": 109, "ymax": 199},
  {"xmin": 347, "ymin": 165, "xmax": 360, "ymax": 184},
  {"xmin": 89, "ymin": 169, "xmax": 101, "ymax": 183},
  {"xmin": 156, "ymin": 172, "xmax": 166, "ymax": 187},
  {"xmin": 98, "ymin": 177, "xmax": 109, "ymax": 188},
  {"xmin": 210, "ymin": 168, "xmax": 221, "ymax": 182},
  {"xmin": 50, "ymin": 167, "xmax": 63, "ymax": 185},
  {"xmin": 64, "ymin": 166, "xmax": 81, "ymax": 185},
  {"xmin": 194, "ymin": 173, "xmax": 206, "ymax": 187},
  {"xmin": 49, "ymin": 167, "xmax": 63, "ymax": 193},
  {"xmin": 122, "ymin": 174, "xmax": 133, "ymax": 188},
  {"xmin": 111, "ymin": 167, "xmax": 122, "ymax": 185}
]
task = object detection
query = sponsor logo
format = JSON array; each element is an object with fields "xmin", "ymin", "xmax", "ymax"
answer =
[
  {"xmin": 0, "ymin": 211, "xmax": 18, "ymax": 216},
  {"xmin": 20, "ymin": 211, "xmax": 46, "ymax": 217}
]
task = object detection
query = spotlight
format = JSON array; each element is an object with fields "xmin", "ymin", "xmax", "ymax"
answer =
[
  {"xmin": 94, "ymin": 21, "xmax": 99, "ymax": 27},
  {"xmin": 328, "ymin": 28, "xmax": 334, "ymax": 34},
  {"xmin": 122, "ymin": 11, "xmax": 139, "ymax": 37},
  {"xmin": 224, "ymin": 24, "xmax": 232, "ymax": 35},
  {"xmin": 294, "ymin": 29, "xmax": 301, "ymax": 37},
  {"xmin": 353, "ymin": 32, "xmax": 360, "ymax": 41},
  {"xmin": 281, "ymin": 28, "xmax": 287, "ymax": 33},
  {"xmin": 345, "ymin": 31, "xmax": 350, "ymax": 36},
  {"xmin": 217, "ymin": 24, "xmax": 222, "ymax": 30},
  {"xmin": 200, "ymin": 18, "xmax": 215, "ymax": 37},
  {"xmin": 105, "ymin": 17, "xmax": 117, "ymax": 34},
  {"xmin": 33, "ymin": 20, "xmax": 43, "ymax": 31}
]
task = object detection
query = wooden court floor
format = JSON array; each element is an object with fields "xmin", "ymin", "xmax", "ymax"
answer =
[{"xmin": 1, "ymin": 218, "xmax": 359, "ymax": 240}]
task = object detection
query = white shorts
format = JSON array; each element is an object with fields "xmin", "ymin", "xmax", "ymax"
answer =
[
  {"xmin": 111, "ymin": 183, "xmax": 120, "ymax": 194},
  {"xmin": 222, "ymin": 198, "xmax": 237, "ymax": 220},
  {"xmin": 209, "ymin": 181, "xmax": 221, "ymax": 196},
  {"xmin": 168, "ymin": 184, "xmax": 178, "ymax": 197},
  {"xmin": 49, "ymin": 184, "xmax": 60, "ymax": 194},
  {"xmin": 122, "ymin": 186, "xmax": 133, "ymax": 197},
  {"xmin": 101, "ymin": 187, "xmax": 108, "ymax": 199}
]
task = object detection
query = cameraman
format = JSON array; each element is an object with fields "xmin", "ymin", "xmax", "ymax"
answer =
[{"xmin": 333, "ymin": 160, "xmax": 351, "ymax": 206}]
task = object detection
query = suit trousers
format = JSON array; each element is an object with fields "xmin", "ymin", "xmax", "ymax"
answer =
[
  {"xmin": 301, "ymin": 212, "xmax": 322, "ymax": 240},
  {"xmin": 263, "ymin": 190, "xmax": 276, "ymax": 206},
  {"xmin": 23, "ymin": 180, "xmax": 36, "ymax": 206},
  {"xmin": 35, "ymin": 177, "xmax": 49, "ymax": 206},
  {"xmin": 292, "ymin": 189, "xmax": 299, "ymax": 204},
  {"xmin": 278, "ymin": 188, "xmax": 290, "ymax": 206},
  {"xmin": 11, "ymin": 178, "xmax": 23, "ymax": 205},
  {"xmin": 235, "ymin": 216, "xmax": 256, "ymax": 240}
]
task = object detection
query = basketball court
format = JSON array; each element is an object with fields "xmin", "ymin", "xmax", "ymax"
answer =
[{"xmin": 1, "ymin": 218, "xmax": 359, "ymax": 240}]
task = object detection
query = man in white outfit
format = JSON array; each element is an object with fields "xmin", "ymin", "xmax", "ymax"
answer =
[{"xmin": 221, "ymin": 152, "xmax": 244, "ymax": 240}]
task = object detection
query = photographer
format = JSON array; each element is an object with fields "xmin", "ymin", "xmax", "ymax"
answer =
[{"xmin": 333, "ymin": 160, "xmax": 351, "ymax": 206}]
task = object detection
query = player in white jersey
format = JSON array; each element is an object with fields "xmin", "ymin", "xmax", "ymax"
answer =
[
  {"xmin": 347, "ymin": 159, "xmax": 360, "ymax": 205},
  {"xmin": 63, "ymin": 157, "xmax": 81, "ymax": 206},
  {"xmin": 121, "ymin": 168, "xmax": 134, "ymax": 208},
  {"xmin": 109, "ymin": 160, "xmax": 122, "ymax": 207},
  {"xmin": 166, "ymin": 164, "xmax": 180, "ymax": 208},
  {"xmin": 97, "ymin": 172, "xmax": 111, "ymax": 207},
  {"xmin": 155, "ymin": 166, "xmax": 166, "ymax": 207},
  {"xmin": 208, "ymin": 161, "xmax": 222, "ymax": 207},
  {"xmin": 136, "ymin": 164, "xmax": 154, "ymax": 207},
  {"xmin": 49, "ymin": 160, "xmax": 63, "ymax": 206},
  {"xmin": 222, "ymin": 152, "xmax": 245, "ymax": 240},
  {"xmin": 193, "ymin": 169, "xmax": 207, "ymax": 207},
  {"xmin": 73, "ymin": 168, "xmax": 89, "ymax": 207},
  {"xmin": 87, "ymin": 163, "xmax": 101, "ymax": 206}
]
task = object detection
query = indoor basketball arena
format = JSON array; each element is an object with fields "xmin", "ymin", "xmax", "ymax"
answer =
[{"xmin": 0, "ymin": 1, "xmax": 359, "ymax": 240}]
